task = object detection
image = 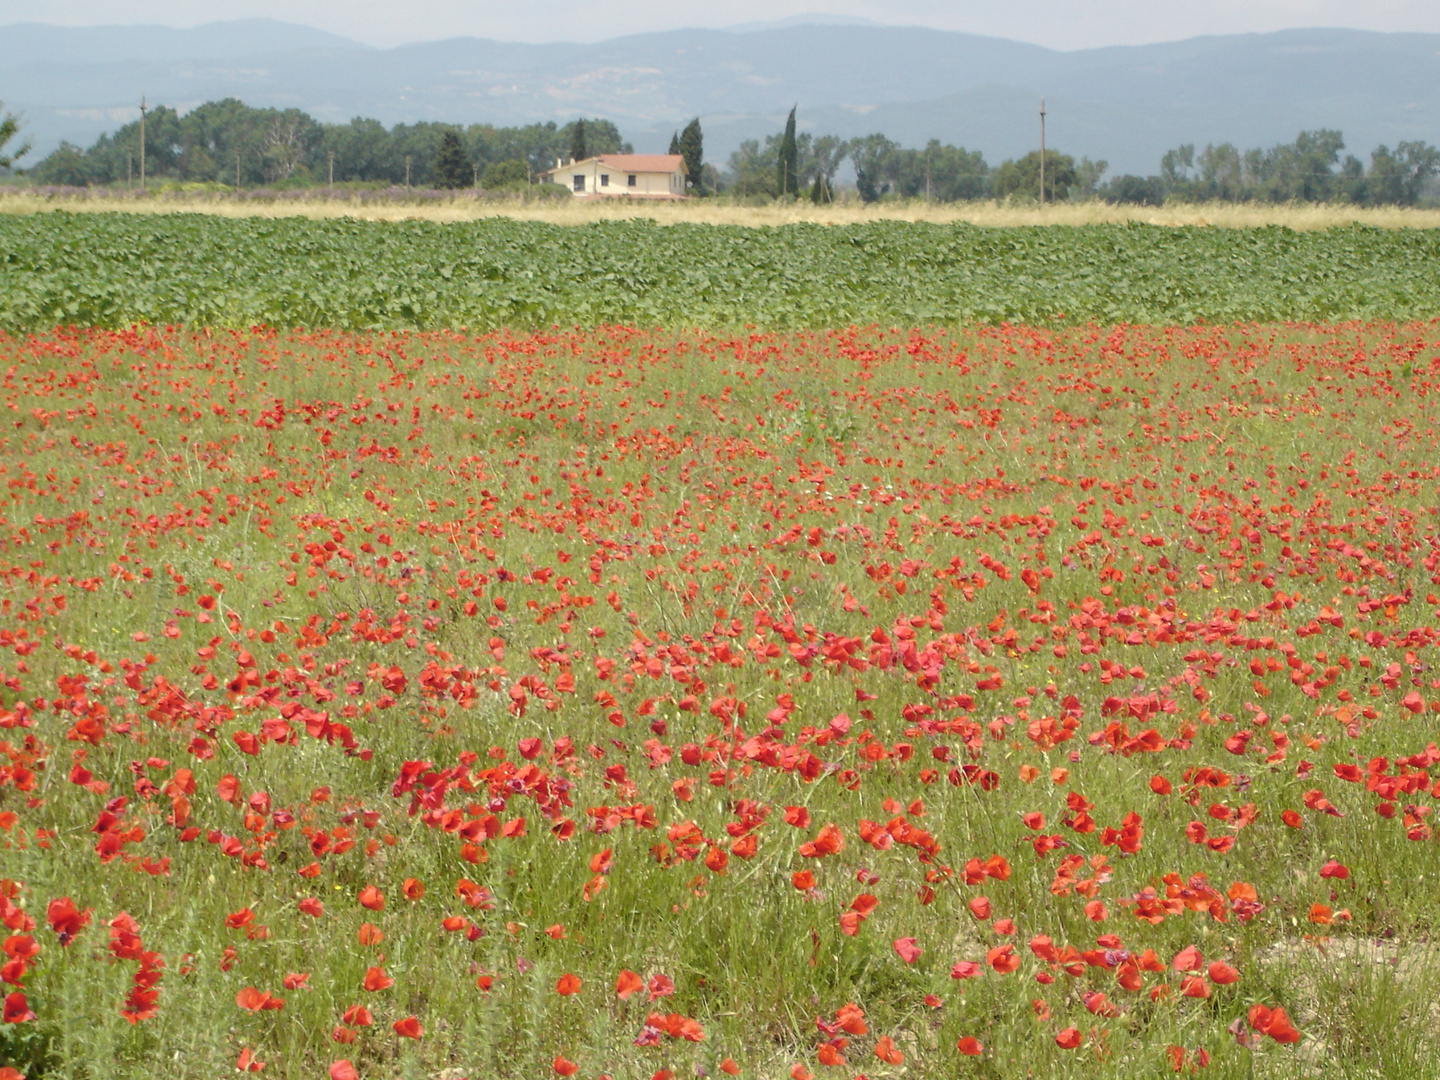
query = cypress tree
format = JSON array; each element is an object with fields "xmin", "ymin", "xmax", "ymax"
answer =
[
  {"xmin": 776, "ymin": 106, "xmax": 799, "ymax": 197},
  {"xmin": 678, "ymin": 118, "xmax": 704, "ymax": 193},
  {"xmin": 668, "ymin": 130, "xmax": 680, "ymax": 155},
  {"xmin": 569, "ymin": 119, "xmax": 587, "ymax": 163},
  {"xmin": 432, "ymin": 130, "xmax": 470, "ymax": 189}
]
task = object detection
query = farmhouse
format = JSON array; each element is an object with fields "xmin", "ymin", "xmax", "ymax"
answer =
[{"xmin": 542, "ymin": 154, "xmax": 688, "ymax": 198}]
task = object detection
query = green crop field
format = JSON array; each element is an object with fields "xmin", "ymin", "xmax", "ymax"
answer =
[{"xmin": 3, "ymin": 212, "xmax": 1440, "ymax": 330}]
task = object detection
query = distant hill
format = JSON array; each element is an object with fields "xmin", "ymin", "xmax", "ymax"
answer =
[
  {"xmin": 3, "ymin": 20, "xmax": 1438, "ymax": 176},
  {"xmin": 0, "ymin": 19, "xmax": 367, "ymax": 66}
]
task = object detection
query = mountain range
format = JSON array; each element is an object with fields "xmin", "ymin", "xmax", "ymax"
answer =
[{"xmin": 3, "ymin": 18, "xmax": 1438, "ymax": 176}]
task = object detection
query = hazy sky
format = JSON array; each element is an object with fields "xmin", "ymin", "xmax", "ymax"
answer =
[{"xmin": 8, "ymin": 0, "xmax": 1439, "ymax": 49}]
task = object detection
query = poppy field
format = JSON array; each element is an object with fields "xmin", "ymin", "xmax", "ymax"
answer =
[{"xmin": 2, "ymin": 320, "xmax": 1440, "ymax": 1079}]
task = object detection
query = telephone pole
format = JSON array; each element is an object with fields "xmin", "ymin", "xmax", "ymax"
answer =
[
  {"xmin": 405, "ymin": 155, "xmax": 412, "ymax": 192},
  {"xmin": 328, "ymin": 150, "xmax": 334, "ymax": 187},
  {"xmin": 1038, "ymin": 97, "xmax": 1047, "ymax": 207},
  {"xmin": 138, "ymin": 96, "xmax": 148, "ymax": 191}
]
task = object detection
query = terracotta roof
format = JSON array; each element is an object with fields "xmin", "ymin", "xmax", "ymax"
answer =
[{"xmin": 596, "ymin": 154, "xmax": 685, "ymax": 172}]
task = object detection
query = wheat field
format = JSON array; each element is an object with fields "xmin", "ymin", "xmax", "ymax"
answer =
[{"xmin": 3, "ymin": 188, "xmax": 1440, "ymax": 229}]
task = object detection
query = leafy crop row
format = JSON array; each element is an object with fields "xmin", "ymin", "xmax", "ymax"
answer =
[{"xmin": 4, "ymin": 214, "xmax": 1440, "ymax": 330}]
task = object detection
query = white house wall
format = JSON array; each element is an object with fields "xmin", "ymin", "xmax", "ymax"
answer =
[{"xmin": 547, "ymin": 164, "xmax": 685, "ymax": 196}]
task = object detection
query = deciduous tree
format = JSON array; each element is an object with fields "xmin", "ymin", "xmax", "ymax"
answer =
[{"xmin": 0, "ymin": 101, "xmax": 28, "ymax": 171}]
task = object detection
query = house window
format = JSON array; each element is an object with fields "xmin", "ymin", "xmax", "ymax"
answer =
[
  {"xmin": 600, "ymin": 174, "xmax": 609, "ymax": 187},
  {"xmin": 627, "ymin": 175, "xmax": 637, "ymax": 187},
  {"xmin": 572, "ymin": 175, "xmax": 584, "ymax": 191}
]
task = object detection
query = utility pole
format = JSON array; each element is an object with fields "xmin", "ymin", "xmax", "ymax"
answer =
[
  {"xmin": 328, "ymin": 151, "xmax": 334, "ymax": 187},
  {"xmin": 926, "ymin": 145, "xmax": 932, "ymax": 204},
  {"xmin": 235, "ymin": 149, "xmax": 241, "ymax": 189},
  {"xmin": 405, "ymin": 155, "xmax": 412, "ymax": 192},
  {"xmin": 127, "ymin": 153, "xmax": 132, "ymax": 189},
  {"xmin": 1038, "ymin": 97, "xmax": 1047, "ymax": 207},
  {"xmin": 138, "ymin": 96, "xmax": 148, "ymax": 191}
]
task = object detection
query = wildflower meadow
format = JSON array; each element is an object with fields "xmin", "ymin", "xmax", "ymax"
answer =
[{"xmin": 0, "ymin": 320, "xmax": 1438, "ymax": 1079}]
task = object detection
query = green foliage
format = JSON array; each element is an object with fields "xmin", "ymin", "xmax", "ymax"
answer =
[
  {"xmin": 777, "ymin": 107, "xmax": 800, "ymax": 197},
  {"xmin": 28, "ymin": 99, "xmax": 631, "ymax": 188},
  {"xmin": 0, "ymin": 101, "xmax": 29, "ymax": 171},
  {"xmin": 678, "ymin": 118, "xmax": 704, "ymax": 194},
  {"xmin": 569, "ymin": 118, "xmax": 587, "ymax": 164},
  {"xmin": 993, "ymin": 150, "xmax": 1079, "ymax": 202},
  {"xmin": 4, "ymin": 214, "xmax": 1440, "ymax": 330},
  {"xmin": 1158, "ymin": 130, "xmax": 1440, "ymax": 206},
  {"xmin": 1100, "ymin": 175, "xmax": 1166, "ymax": 206},
  {"xmin": 849, "ymin": 134, "xmax": 897, "ymax": 203},
  {"xmin": 481, "ymin": 159, "xmax": 529, "ymax": 189},
  {"xmin": 1362, "ymin": 142, "xmax": 1440, "ymax": 206},
  {"xmin": 432, "ymin": 130, "xmax": 471, "ymax": 189},
  {"xmin": 725, "ymin": 137, "xmax": 779, "ymax": 198}
]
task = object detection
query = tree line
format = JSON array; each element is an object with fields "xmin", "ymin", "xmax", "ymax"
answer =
[
  {"xmin": 726, "ymin": 116, "xmax": 1438, "ymax": 207},
  {"xmin": 725, "ymin": 110, "xmax": 1106, "ymax": 203},
  {"xmin": 13, "ymin": 95, "xmax": 1440, "ymax": 207},
  {"xmin": 26, "ymin": 99, "xmax": 634, "ymax": 188},
  {"xmin": 1128, "ymin": 130, "xmax": 1440, "ymax": 207}
]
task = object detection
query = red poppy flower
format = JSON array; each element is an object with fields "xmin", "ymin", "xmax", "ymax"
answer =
[
  {"xmin": 329, "ymin": 1061, "xmax": 358, "ymax": 1080},
  {"xmin": 873, "ymin": 1035, "xmax": 903, "ymax": 1064},
  {"xmin": 893, "ymin": 937, "xmax": 922, "ymax": 964},
  {"xmin": 556, "ymin": 973, "xmax": 582, "ymax": 996},
  {"xmin": 237, "ymin": 1047, "xmax": 265, "ymax": 1072},
  {"xmin": 1055, "ymin": 1027, "xmax": 1083, "ymax": 1049},
  {"xmin": 1249, "ymin": 1004, "xmax": 1302, "ymax": 1043},
  {"xmin": 3, "ymin": 991, "xmax": 35, "ymax": 1023},
  {"xmin": 362, "ymin": 966, "xmax": 394, "ymax": 992},
  {"xmin": 986, "ymin": 945, "xmax": 1020, "ymax": 973},
  {"xmin": 358, "ymin": 886, "xmax": 385, "ymax": 911},
  {"xmin": 235, "ymin": 987, "xmax": 283, "ymax": 1012},
  {"xmin": 392, "ymin": 1016, "xmax": 423, "ymax": 1039},
  {"xmin": 957, "ymin": 1036, "xmax": 983, "ymax": 1056},
  {"xmin": 616, "ymin": 969, "xmax": 643, "ymax": 999},
  {"xmin": 46, "ymin": 897, "xmax": 92, "ymax": 945},
  {"xmin": 1208, "ymin": 961, "xmax": 1240, "ymax": 985},
  {"xmin": 1172, "ymin": 945, "xmax": 1203, "ymax": 972},
  {"xmin": 826, "ymin": 1002, "xmax": 864, "ymax": 1036}
]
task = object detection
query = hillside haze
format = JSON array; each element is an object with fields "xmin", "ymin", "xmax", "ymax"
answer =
[{"xmin": 3, "ymin": 19, "xmax": 1438, "ymax": 175}]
